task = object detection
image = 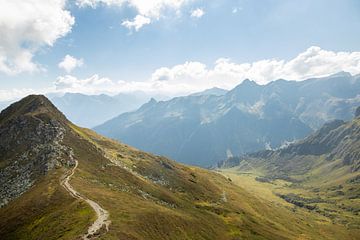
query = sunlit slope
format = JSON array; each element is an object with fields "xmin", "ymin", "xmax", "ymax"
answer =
[
  {"xmin": 64, "ymin": 125, "xmax": 359, "ymax": 239},
  {"xmin": 0, "ymin": 95, "xmax": 95, "ymax": 240},
  {"xmin": 1, "ymin": 95, "xmax": 358, "ymax": 239}
]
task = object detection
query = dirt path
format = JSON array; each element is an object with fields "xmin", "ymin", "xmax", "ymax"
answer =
[{"xmin": 61, "ymin": 160, "xmax": 111, "ymax": 239}]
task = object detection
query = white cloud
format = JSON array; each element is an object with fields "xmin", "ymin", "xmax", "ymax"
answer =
[
  {"xmin": 53, "ymin": 74, "xmax": 179, "ymax": 95},
  {"xmin": 0, "ymin": 0, "xmax": 75, "ymax": 75},
  {"xmin": 122, "ymin": 15, "xmax": 151, "ymax": 31},
  {"xmin": 3, "ymin": 46, "xmax": 360, "ymax": 101},
  {"xmin": 0, "ymin": 88, "xmax": 37, "ymax": 102},
  {"xmin": 54, "ymin": 74, "xmax": 114, "ymax": 93},
  {"xmin": 76, "ymin": 0, "xmax": 193, "ymax": 30},
  {"xmin": 58, "ymin": 55, "xmax": 84, "ymax": 73},
  {"xmin": 190, "ymin": 8, "xmax": 204, "ymax": 18},
  {"xmin": 150, "ymin": 46, "xmax": 360, "ymax": 89}
]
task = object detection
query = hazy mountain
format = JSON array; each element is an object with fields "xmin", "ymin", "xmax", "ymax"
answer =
[
  {"xmin": 2, "ymin": 95, "xmax": 352, "ymax": 239},
  {"xmin": 95, "ymin": 73, "xmax": 360, "ymax": 167},
  {"xmin": 220, "ymin": 106, "xmax": 360, "ymax": 173},
  {"xmin": 190, "ymin": 87, "xmax": 228, "ymax": 96},
  {"xmin": 50, "ymin": 92, "xmax": 162, "ymax": 128}
]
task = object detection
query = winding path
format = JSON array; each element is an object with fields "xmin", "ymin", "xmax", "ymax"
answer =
[{"xmin": 61, "ymin": 160, "xmax": 111, "ymax": 239}]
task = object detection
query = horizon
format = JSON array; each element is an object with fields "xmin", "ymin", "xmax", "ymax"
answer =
[{"xmin": 0, "ymin": 70, "xmax": 358, "ymax": 102}]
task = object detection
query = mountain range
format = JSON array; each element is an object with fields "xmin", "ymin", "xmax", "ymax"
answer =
[
  {"xmin": 95, "ymin": 72, "xmax": 360, "ymax": 167},
  {"xmin": 50, "ymin": 92, "xmax": 169, "ymax": 128},
  {"xmin": 0, "ymin": 92, "xmax": 168, "ymax": 129},
  {"xmin": 220, "ymin": 106, "xmax": 360, "ymax": 173},
  {"xmin": 48, "ymin": 87, "xmax": 228, "ymax": 129}
]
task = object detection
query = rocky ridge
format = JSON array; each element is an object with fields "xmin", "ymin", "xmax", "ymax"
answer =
[{"xmin": 0, "ymin": 95, "xmax": 75, "ymax": 207}]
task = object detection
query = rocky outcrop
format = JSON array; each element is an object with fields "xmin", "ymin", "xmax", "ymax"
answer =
[{"xmin": 0, "ymin": 95, "xmax": 75, "ymax": 208}]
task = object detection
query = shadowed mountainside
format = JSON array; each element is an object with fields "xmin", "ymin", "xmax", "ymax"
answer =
[{"xmin": 95, "ymin": 73, "xmax": 360, "ymax": 167}]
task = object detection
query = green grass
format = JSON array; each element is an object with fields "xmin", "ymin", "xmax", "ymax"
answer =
[
  {"xmin": 2, "ymin": 109, "xmax": 359, "ymax": 239},
  {"xmin": 61, "ymin": 127, "xmax": 360, "ymax": 239},
  {"xmin": 0, "ymin": 170, "xmax": 95, "ymax": 240},
  {"xmin": 220, "ymin": 168, "xmax": 360, "ymax": 239}
]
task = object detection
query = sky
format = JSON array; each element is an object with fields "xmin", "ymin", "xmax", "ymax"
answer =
[{"xmin": 0, "ymin": 0, "xmax": 360, "ymax": 101}]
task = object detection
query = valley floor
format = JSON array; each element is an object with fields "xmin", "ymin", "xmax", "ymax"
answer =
[{"xmin": 219, "ymin": 168, "xmax": 360, "ymax": 240}]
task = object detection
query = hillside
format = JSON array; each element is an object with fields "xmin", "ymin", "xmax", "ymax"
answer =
[
  {"xmin": 219, "ymin": 107, "xmax": 360, "ymax": 229},
  {"xmin": 1, "ymin": 95, "xmax": 359, "ymax": 239},
  {"xmin": 95, "ymin": 73, "xmax": 360, "ymax": 167}
]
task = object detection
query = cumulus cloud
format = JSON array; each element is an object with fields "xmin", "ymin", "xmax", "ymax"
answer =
[
  {"xmin": 122, "ymin": 15, "xmax": 151, "ymax": 31},
  {"xmin": 0, "ymin": 0, "xmax": 75, "ymax": 75},
  {"xmin": 54, "ymin": 74, "xmax": 114, "ymax": 93},
  {"xmin": 190, "ymin": 8, "xmax": 204, "ymax": 18},
  {"xmin": 150, "ymin": 46, "xmax": 360, "ymax": 89},
  {"xmin": 58, "ymin": 55, "xmax": 84, "ymax": 73},
  {"xmin": 76, "ymin": 0, "xmax": 193, "ymax": 31},
  {"xmin": 0, "ymin": 88, "xmax": 37, "ymax": 102},
  {"xmin": 49, "ymin": 47, "xmax": 360, "ymax": 96},
  {"xmin": 53, "ymin": 74, "xmax": 177, "ymax": 95},
  {"xmin": 2, "ymin": 46, "xmax": 360, "ymax": 101}
]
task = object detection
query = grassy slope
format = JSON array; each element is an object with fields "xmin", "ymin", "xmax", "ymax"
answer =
[
  {"xmin": 220, "ymin": 164, "xmax": 360, "ymax": 238},
  {"xmin": 220, "ymin": 169, "xmax": 360, "ymax": 239},
  {"xmin": 64, "ymin": 125, "xmax": 360, "ymax": 239},
  {"xmin": 0, "ymin": 169, "xmax": 95, "ymax": 240},
  {"xmin": 0, "ymin": 96, "xmax": 95, "ymax": 240},
  {"xmin": 1, "ymin": 115, "xmax": 359, "ymax": 239}
]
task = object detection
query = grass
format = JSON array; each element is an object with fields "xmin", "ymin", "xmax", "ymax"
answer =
[
  {"xmin": 61, "ymin": 126, "xmax": 360, "ymax": 239},
  {"xmin": 220, "ymin": 168, "xmax": 360, "ymax": 239},
  {"xmin": 0, "ymin": 169, "xmax": 95, "ymax": 240},
  {"xmin": 1, "ymin": 98, "xmax": 359, "ymax": 239}
]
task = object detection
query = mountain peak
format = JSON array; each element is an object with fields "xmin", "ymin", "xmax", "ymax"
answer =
[
  {"xmin": 0, "ymin": 95, "xmax": 73, "ymax": 208},
  {"xmin": 241, "ymin": 79, "xmax": 257, "ymax": 86},
  {"xmin": 0, "ymin": 94, "xmax": 67, "ymax": 125},
  {"xmin": 138, "ymin": 97, "xmax": 157, "ymax": 110},
  {"xmin": 231, "ymin": 79, "xmax": 259, "ymax": 91},
  {"xmin": 329, "ymin": 71, "xmax": 352, "ymax": 78},
  {"xmin": 149, "ymin": 97, "xmax": 157, "ymax": 104},
  {"xmin": 191, "ymin": 87, "xmax": 227, "ymax": 97},
  {"xmin": 21, "ymin": 94, "xmax": 54, "ymax": 108}
]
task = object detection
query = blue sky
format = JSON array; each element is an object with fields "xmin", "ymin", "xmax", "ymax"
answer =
[{"xmin": 1, "ymin": 0, "xmax": 360, "ymax": 100}]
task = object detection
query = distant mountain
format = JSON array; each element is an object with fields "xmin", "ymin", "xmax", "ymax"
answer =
[
  {"xmin": 220, "ymin": 106, "xmax": 360, "ymax": 174},
  {"xmin": 50, "ymin": 92, "xmax": 161, "ymax": 128},
  {"xmin": 190, "ymin": 87, "xmax": 228, "ymax": 96},
  {"xmin": 95, "ymin": 73, "xmax": 360, "ymax": 167},
  {"xmin": 2, "ymin": 95, "xmax": 346, "ymax": 239}
]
